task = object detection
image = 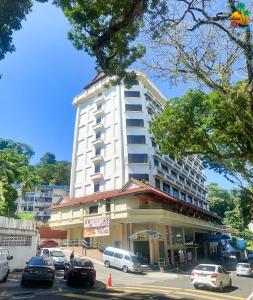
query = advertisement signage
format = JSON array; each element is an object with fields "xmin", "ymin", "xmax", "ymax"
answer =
[{"xmin": 83, "ymin": 217, "xmax": 109, "ymax": 237}]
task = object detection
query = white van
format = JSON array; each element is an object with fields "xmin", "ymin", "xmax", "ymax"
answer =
[
  {"xmin": 102, "ymin": 247, "xmax": 142, "ymax": 273},
  {"xmin": 0, "ymin": 248, "xmax": 13, "ymax": 283}
]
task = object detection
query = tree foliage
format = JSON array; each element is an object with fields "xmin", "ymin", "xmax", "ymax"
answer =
[
  {"xmin": 150, "ymin": 88, "xmax": 253, "ymax": 188},
  {"xmin": 39, "ymin": 152, "xmax": 56, "ymax": 165},
  {"xmin": 0, "ymin": 138, "xmax": 34, "ymax": 159}
]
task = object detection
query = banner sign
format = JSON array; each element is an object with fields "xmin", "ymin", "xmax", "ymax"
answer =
[{"xmin": 83, "ymin": 217, "xmax": 109, "ymax": 237}]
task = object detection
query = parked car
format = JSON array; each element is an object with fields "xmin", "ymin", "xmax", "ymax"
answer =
[
  {"xmin": 41, "ymin": 248, "xmax": 67, "ymax": 270},
  {"xmin": 21, "ymin": 256, "xmax": 55, "ymax": 287},
  {"xmin": 64, "ymin": 258, "xmax": 96, "ymax": 287},
  {"xmin": 102, "ymin": 247, "xmax": 142, "ymax": 273},
  {"xmin": 0, "ymin": 248, "xmax": 13, "ymax": 283},
  {"xmin": 190, "ymin": 264, "xmax": 232, "ymax": 291},
  {"xmin": 236, "ymin": 263, "xmax": 253, "ymax": 277}
]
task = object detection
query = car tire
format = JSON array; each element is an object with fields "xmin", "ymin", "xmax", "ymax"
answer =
[
  {"xmin": 21, "ymin": 279, "xmax": 27, "ymax": 288},
  {"xmin": 2, "ymin": 271, "xmax": 9, "ymax": 282},
  {"xmin": 122, "ymin": 265, "xmax": 128, "ymax": 273},
  {"xmin": 104, "ymin": 261, "xmax": 110, "ymax": 268},
  {"xmin": 219, "ymin": 282, "xmax": 223, "ymax": 292},
  {"xmin": 48, "ymin": 281, "xmax": 53, "ymax": 287},
  {"xmin": 89, "ymin": 280, "xmax": 95, "ymax": 287},
  {"xmin": 193, "ymin": 284, "xmax": 199, "ymax": 289}
]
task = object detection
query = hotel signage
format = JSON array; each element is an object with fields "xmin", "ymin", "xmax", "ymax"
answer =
[
  {"xmin": 129, "ymin": 230, "xmax": 162, "ymax": 240},
  {"xmin": 83, "ymin": 217, "xmax": 109, "ymax": 237}
]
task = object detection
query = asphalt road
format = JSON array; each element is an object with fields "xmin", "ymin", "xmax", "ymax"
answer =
[{"xmin": 0, "ymin": 260, "xmax": 252, "ymax": 300}]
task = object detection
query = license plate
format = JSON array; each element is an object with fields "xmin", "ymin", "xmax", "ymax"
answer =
[
  {"xmin": 81, "ymin": 272, "xmax": 87, "ymax": 275},
  {"xmin": 198, "ymin": 274, "xmax": 206, "ymax": 277}
]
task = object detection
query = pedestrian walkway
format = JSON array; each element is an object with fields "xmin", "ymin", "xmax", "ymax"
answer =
[{"xmin": 62, "ymin": 284, "xmax": 246, "ymax": 300}]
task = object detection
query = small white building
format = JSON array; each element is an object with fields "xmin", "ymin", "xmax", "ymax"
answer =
[{"xmin": 0, "ymin": 216, "xmax": 38, "ymax": 270}]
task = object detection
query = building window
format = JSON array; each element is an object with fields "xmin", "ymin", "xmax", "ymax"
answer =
[
  {"xmin": 185, "ymin": 229, "xmax": 194, "ymax": 243},
  {"xmin": 95, "ymin": 164, "xmax": 100, "ymax": 173},
  {"xmin": 126, "ymin": 119, "xmax": 144, "ymax": 127},
  {"xmin": 192, "ymin": 185, "xmax": 196, "ymax": 190},
  {"xmin": 97, "ymin": 103, "xmax": 102, "ymax": 110},
  {"xmin": 172, "ymin": 188, "xmax": 179, "ymax": 198},
  {"xmin": 89, "ymin": 205, "xmax": 98, "ymax": 214},
  {"xmin": 124, "ymin": 79, "xmax": 139, "ymax": 85},
  {"xmin": 155, "ymin": 178, "xmax": 160, "ymax": 189},
  {"xmin": 128, "ymin": 154, "xmax": 148, "ymax": 163},
  {"xmin": 124, "ymin": 91, "xmax": 141, "ymax": 97},
  {"xmin": 161, "ymin": 164, "xmax": 168, "ymax": 172},
  {"xmin": 186, "ymin": 180, "xmax": 191, "ymax": 187},
  {"xmin": 125, "ymin": 104, "xmax": 142, "ymax": 111},
  {"xmin": 95, "ymin": 147, "xmax": 101, "ymax": 156},
  {"xmin": 171, "ymin": 170, "xmax": 177, "ymax": 178},
  {"xmin": 96, "ymin": 131, "xmax": 101, "ymax": 139},
  {"xmin": 127, "ymin": 135, "xmax": 146, "ymax": 144},
  {"xmin": 194, "ymin": 199, "xmax": 198, "ymax": 205},
  {"xmin": 171, "ymin": 227, "xmax": 183, "ymax": 244},
  {"xmin": 185, "ymin": 166, "xmax": 189, "ymax": 172},
  {"xmin": 163, "ymin": 183, "xmax": 170, "ymax": 194},
  {"xmin": 180, "ymin": 193, "xmax": 186, "ymax": 201},
  {"xmin": 106, "ymin": 199, "xmax": 111, "ymax": 212},
  {"xmin": 154, "ymin": 159, "xmax": 159, "ymax": 167},
  {"xmin": 94, "ymin": 183, "xmax": 100, "ymax": 192},
  {"xmin": 152, "ymin": 140, "xmax": 156, "ymax": 148},
  {"xmin": 187, "ymin": 195, "xmax": 193, "ymax": 203},
  {"xmin": 129, "ymin": 173, "xmax": 149, "ymax": 181},
  {"xmin": 179, "ymin": 176, "xmax": 185, "ymax": 183},
  {"xmin": 96, "ymin": 116, "xmax": 102, "ymax": 124}
]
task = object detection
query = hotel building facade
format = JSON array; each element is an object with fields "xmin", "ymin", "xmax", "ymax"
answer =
[{"xmin": 51, "ymin": 72, "xmax": 223, "ymax": 265}]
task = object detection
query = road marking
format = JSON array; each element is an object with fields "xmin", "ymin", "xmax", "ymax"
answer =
[
  {"xmin": 184, "ymin": 289, "xmax": 245, "ymax": 300},
  {"xmin": 247, "ymin": 291, "xmax": 253, "ymax": 300},
  {"xmin": 174, "ymin": 291, "xmax": 223, "ymax": 300},
  {"xmin": 113, "ymin": 285, "xmax": 181, "ymax": 290},
  {"xmin": 63, "ymin": 293, "xmax": 105, "ymax": 300}
]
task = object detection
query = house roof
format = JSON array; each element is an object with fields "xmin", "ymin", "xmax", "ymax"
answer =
[
  {"xmin": 84, "ymin": 73, "xmax": 106, "ymax": 90},
  {"xmin": 52, "ymin": 179, "xmax": 220, "ymax": 220}
]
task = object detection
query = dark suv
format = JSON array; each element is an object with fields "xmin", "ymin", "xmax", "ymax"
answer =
[{"xmin": 64, "ymin": 259, "xmax": 96, "ymax": 287}]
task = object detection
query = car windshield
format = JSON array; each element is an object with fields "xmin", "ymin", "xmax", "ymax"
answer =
[
  {"xmin": 131, "ymin": 255, "xmax": 140, "ymax": 264},
  {"xmin": 50, "ymin": 251, "xmax": 65, "ymax": 257},
  {"xmin": 29, "ymin": 258, "xmax": 50, "ymax": 266},
  {"xmin": 195, "ymin": 265, "xmax": 216, "ymax": 272},
  {"xmin": 237, "ymin": 264, "xmax": 250, "ymax": 268},
  {"xmin": 72, "ymin": 260, "xmax": 93, "ymax": 268}
]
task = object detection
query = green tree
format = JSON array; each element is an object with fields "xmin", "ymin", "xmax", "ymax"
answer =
[
  {"xmin": 208, "ymin": 183, "xmax": 233, "ymax": 219},
  {"xmin": 39, "ymin": 152, "xmax": 56, "ymax": 165},
  {"xmin": 150, "ymin": 88, "xmax": 253, "ymax": 188},
  {"xmin": 0, "ymin": 149, "xmax": 30, "ymax": 217},
  {"xmin": 0, "ymin": 138, "xmax": 34, "ymax": 159},
  {"xmin": 35, "ymin": 160, "xmax": 71, "ymax": 186}
]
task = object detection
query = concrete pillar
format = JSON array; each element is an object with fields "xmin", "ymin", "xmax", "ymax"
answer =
[
  {"xmin": 163, "ymin": 225, "xmax": 169, "ymax": 264},
  {"xmin": 129, "ymin": 223, "xmax": 134, "ymax": 252},
  {"xmin": 67, "ymin": 228, "xmax": 71, "ymax": 247},
  {"xmin": 149, "ymin": 236, "xmax": 154, "ymax": 264},
  {"xmin": 168, "ymin": 226, "xmax": 174, "ymax": 265}
]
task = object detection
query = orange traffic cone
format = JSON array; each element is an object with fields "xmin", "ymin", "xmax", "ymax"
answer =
[{"xmin": 107, "ymin": 273, "xmax": 112, "ymax": 287}]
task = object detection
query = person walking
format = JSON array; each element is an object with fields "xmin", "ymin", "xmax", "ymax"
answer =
[{"xmin": 70, "ymin": 250, "xmax": 74, "ymax": 260}]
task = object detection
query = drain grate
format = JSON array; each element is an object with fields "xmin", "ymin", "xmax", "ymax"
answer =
[{"xmin": 12, "ymin": 293, "xmax": 34, "ymax": 299}]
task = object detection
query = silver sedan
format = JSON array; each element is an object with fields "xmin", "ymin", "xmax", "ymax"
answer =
[{"xmin": 236, "ymin": 263, "xmax": 253, "ymax": 277}]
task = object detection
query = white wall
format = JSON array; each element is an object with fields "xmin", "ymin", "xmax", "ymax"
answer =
[{"xmin": 0, "ymin": 216, "xmax": 38, "ymax": 271}]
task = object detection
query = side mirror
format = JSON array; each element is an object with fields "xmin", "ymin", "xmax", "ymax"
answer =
[
  {"xmin": 7, "ymin": 255, "xmax": 13, "ymax": 260},
  {"xmin": 26, "ymin": 261, "xmax": 29, "ymax": 264}
]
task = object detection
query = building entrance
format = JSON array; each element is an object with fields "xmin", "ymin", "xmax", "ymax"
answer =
[{"xmin": 133, "ymin": 241, "xmax": 150, "ymax": 263}]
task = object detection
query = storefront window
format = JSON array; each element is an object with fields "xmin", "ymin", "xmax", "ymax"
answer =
[
  {"xmin": 171, "ymin": 227, "xmax": 183, "ymax": 244},
  {"xmin": 185, "ymin": 229, "xmax": 194, "ymax": 243}
]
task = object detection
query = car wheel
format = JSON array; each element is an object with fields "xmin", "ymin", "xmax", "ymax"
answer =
[
  {"xmin": 122, "ymin": 265, "xmax": 128, "ymax": 273},
  {"xmin": 193, "ymin": 284, "xmax": 199, "ymax": 289},
  {"xmin": 48, "ymin": 281, "xmax": 53, "ymax": 287},
  {"xmin": 21, "ymin": 279, "xmax": 27, "ymax": 288},
  {"xmin": 2, "ymin": 271, "xmax": 9, "ymax": 282},
  {"xmin": 89, "ymin": 280, "xmax": 95, "ymax": 287},
  {"xmin": 219, "ymin": 282, "xmax": 223, "ymax": 292},
  {"xmin": 104, "ymin": 261, "xmax": 110, "ymax": 268}
]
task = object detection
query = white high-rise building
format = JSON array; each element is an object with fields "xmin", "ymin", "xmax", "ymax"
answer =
[{"xmin": 70, "ymin": 71, "xmax": 209, "ymax": 211}]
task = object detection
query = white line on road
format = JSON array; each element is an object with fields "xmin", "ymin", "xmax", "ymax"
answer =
[{"xmin": 246, "ymin": 291, "xmax": 253, "ymax": 300}]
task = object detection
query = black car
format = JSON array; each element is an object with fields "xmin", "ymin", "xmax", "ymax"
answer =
[
  {"xmin": 64, "ymin": 259, "xmax": 96, "ymax": 287},
  {"xmin": 21, "ymin": 256, "xmax": 55, "ymax": 287}
]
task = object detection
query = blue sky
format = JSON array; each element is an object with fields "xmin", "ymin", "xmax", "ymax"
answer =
[{"xmin": 0, "ymin": 2, "xmax": 235, "ymax": 190}]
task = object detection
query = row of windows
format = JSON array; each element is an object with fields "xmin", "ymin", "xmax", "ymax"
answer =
[
  {"xmin": 129, "ymin": 173, "xmax": 149, "ymax": 181},
  {"xmin": 125, "ymin": 104, "xmax": 142, "ymax": 111},
  {"xmin": 155, "ymin": 179, "xmax": 208, "ymax": 209},
  {"xmin": 124, "ymin": 91, "xmax": 140, "ymax": 97},
  {"xmin": 126, "ymin": 119, "xmax": 144, "ymax": 127},
  {"xmin": 154, "ymin": 159, "xmax": 205, "ymax": 193},
  {"xmin": 127, "ymin": 135, "xmax": 146, "ymax": 144},
  {"xmin": 89, "ymin": 201, "xmax": 111, "ymax": 213}
]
